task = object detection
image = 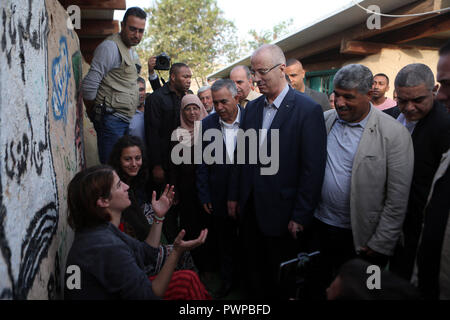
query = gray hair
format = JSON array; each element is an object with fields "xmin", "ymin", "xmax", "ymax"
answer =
[
  {"xmin": 251, "ymin": 44, "xmax": 286, "ymax": 66},
  {"xmin": 197, "ymin": 85, "xmax": 211, "ymax": 95},
  {"xmin": 394, "ymin": 63, "xmax": 435, "ymax": 91},
  {"xmin": 230, "ymin": 65, "xmax": 252, "ymax": 80},
  {"xmin": 333, "ymin": 64, "xmax": 373, "ymax": 94},
  {"xmin": 211, "ymin": 79, "xmax": 237, "ymax": 98}
]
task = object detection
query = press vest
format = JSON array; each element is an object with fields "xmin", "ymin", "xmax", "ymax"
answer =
[{"xmin": 95, "ymin": 33, "xmax": 140, "ymax": 119}]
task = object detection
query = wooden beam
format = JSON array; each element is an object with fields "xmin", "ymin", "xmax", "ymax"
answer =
[
  {"xmin": 285, "ymin": 0, "xmax": 441, "ymax": 60},
  {"xmin": 83, "ymin": 53, "xmax": 94, "ymax": 64},
  {"xmin": 340, "ymin": 39, "xmax": 439, "ymax": 55},
  {"xmin": 76, "ymin": 20, "xmax": 119, "ymax": 38},
  {"xmin": 79, "ymin": 38, "xmax": 106, "ymax": 53},
  {"xmin": 59, "ymin": 0, "xmax": 126, "ymax": 10},
  {"xmin": 373, "ymin": 12, "xmax": 450, "ymax": 44},
  {"xmin": 340, "ymin": 40, "xmax": 382, "ymax": 55}
]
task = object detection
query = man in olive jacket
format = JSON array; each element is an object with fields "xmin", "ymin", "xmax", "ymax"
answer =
[{"xmin": 311, "ymin": 64, "xmax": 414, "ymax": 294}]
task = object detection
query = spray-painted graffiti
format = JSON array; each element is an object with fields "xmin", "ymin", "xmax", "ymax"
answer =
[
  {"xmin": 47, "ymin": 251, "xmax": 61, "ymax": 300},
  {"xmin": 72, "ymin": 50, "xmax": 85, "ymax": 169},
  {"xmin": 4, "ymin": 104, "xmax": 48, "ymax": 184},
  {"xmin": 0, "ymin": 0, "xmax": 45, "ymax": 83},
  {"xmin": 0, "ymin": 0, "xmax": 60, "ymax": 299},
  {"xmin": 51, "ymin": 36, "xmax": 71, "ymax": 124}
]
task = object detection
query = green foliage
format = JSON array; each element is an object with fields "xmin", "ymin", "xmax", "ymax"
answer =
[
  {"xmin": 138, "ymin": 0, "xmax": 240, "ymax": 86},
  {"xmin": 247, "ymin": 18, "xmax": 294, "ymax": 51}
]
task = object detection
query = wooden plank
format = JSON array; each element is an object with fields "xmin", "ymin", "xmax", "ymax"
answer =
[
  {"xmin": 373, "ymin": 12, "xmax": 450, "ymax": 44},
  {"xmin": 83, "ymin": 53, "xmax": 94, "ymax": 64},
  {"xmin": 76, "ymin": 19, "xmax": 119, "ymax": 37},
  {"xmin": 340, "ymin": 40, "xmax": 439, "ymax": 55},
  {"xmin": 285, "ymin": 0, "xmax": 440, "ymax": 60},
  {"xmin": 340, "ymin": 40, "xmax": 382, "ymax": 55},
  {"xmin": 59, "ymin": 0, "xmax": 126, "ymax": 10},
  {"xmin": 79, "ymin": 37, "xmax": 106, "ymax": 53}
]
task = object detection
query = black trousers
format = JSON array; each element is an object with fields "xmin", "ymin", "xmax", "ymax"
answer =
[
  {"xmin": 307, "ymin": 218, "xmax": 389, "ymax": 299},
  {"xmin": 212, "ymin": 214, "xmax": 239, "ymax": 287},
  {"xmin": 241, "ymin": 199, "xmax": 297, "ymax": 300},
  {"xmin": 307, "ymin": 218, "xmax": 357, "ymax": 299}
]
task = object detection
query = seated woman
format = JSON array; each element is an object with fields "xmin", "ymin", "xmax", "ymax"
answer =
[
  {"xmin": 64, "ymin": 165, "xmax": 210, "ymax": 300},
  {"xmin": 108, "ymin": 135, "xmax": 197, "ymax": 274}
]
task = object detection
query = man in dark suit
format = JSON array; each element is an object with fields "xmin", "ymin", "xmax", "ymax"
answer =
[
  {"xmin": 196, "ymin": 79, "xmax": 244, "ymax": 298},
  {"xmin": 228, "ymin": 44, "xmax": 327, "ymax": 299},
  {"xmin": 387, "ymin": 63, "xmax": 450, "ymax": 281},
  {"xmin": 285, "ymin": 58, "xmax": 331, "ymax": 111}
]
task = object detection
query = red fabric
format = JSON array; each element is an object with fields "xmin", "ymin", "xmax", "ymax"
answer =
[
  {"xmin": 149, "ymin": 270, "xmax": 212, "ymax": 300},
  {"xmin": 117, "ymin": 223, "xmax": 209, "ymax": 299}
]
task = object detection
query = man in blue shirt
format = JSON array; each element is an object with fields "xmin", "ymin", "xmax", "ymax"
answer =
[
  {"xmin": 311, "ymin": 64, "xmax": 414, "ymax": 298},
  {"xmin": 128, "ymin": 77, "xmax": 146, "ymax": 144}
]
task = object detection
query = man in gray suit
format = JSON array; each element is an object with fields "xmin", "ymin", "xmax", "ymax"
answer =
[
  {"xmin": 310, "ymin": 64, "xmax": 414, "ymax": 298},
  {"xmin": 285, "ymin": 58, "xmax": 330, "ymax": 111}
]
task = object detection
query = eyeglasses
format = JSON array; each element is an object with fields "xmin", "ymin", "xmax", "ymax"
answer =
[{"xmin": 250, "ymin": 63, "xmax": 281, "ymax": 77}]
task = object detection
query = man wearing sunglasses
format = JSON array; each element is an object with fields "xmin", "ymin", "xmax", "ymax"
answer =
[{"xmin": 228, "ymin": 44, "xmax": 327, "ymax": 299}]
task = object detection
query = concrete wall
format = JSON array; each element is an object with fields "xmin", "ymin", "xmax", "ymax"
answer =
[
  {"xmin": 305, "ymin": 47, "xmax": 439, "ymax": 99},
  {"xmin": 0, "ymin": 0, "xmax": 84, "ymax": 299},
  {"xmin": 349, "ymin": 48, "xmax": 439, "ymax": 100}
]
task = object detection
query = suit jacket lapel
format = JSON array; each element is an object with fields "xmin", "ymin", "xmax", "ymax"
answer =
[
  {"xmin": 353, "ymin": 109, "xmax": 378, "ymax": 170},
  {"xmin": 256, "ymin": 99, "xmax": 265, "ymax": 130},
  {"xmin": 269, "ymin": 88, "xmax": 295, "ymax": 131}
]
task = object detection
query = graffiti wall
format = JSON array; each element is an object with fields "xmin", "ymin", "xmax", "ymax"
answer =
[{"xmin": 0, "ymin": 0, "xmax": 84, "ymax": 299}]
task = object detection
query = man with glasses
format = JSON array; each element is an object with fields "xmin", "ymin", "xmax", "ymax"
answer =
[
  {"xmin": 82, "ymin": 7, "xmax": 147, "ymax": 164},
  {"xmin": 228, "ymin": 44, "xmax": 327, "ymax": 299}
]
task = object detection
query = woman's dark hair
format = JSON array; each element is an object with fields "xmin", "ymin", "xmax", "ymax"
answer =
[
  {"xmin": 67, "ymin": 165, "xmax": 115, "ymax": 230},
  {"xmin": 108, "ymin": 135, "xmax": 148, "ymax": 189}
]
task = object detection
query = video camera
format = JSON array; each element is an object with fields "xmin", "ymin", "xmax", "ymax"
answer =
[
  {"xmin": 279, "ymin": 251, "xmax": 320, "ymax": 300},
  {"xmin": 155, "ymin": 52, "xmax": 171, "ymax": 70}
]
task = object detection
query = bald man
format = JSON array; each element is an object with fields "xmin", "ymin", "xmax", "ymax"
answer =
[
  {"xmin": 229, "ymin": 44, "xmax": 327, "ymax": 299},
  {"xmin": 229, "ymin": 65, "xmax": 261, "ymax": 108},
  {"xmin": 285, "ymin": 59, "xmax": 330, "ymax": 111}
]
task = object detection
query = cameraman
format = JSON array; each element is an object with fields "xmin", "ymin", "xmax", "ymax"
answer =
[{"xmin": 147, "ymin": 55, "xmax": 162, "ymax": 92}]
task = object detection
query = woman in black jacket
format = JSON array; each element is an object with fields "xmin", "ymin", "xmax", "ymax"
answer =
[{"xmin": 64, "ymin": 165, "xmax": 209, "ymax": 299}]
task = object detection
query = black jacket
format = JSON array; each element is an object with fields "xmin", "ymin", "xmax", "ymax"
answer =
[
  {"xmin": 388, "ymin": 101, "xmax": 450, "ymax": 279},
  {"xmin": 383, "ymin": 105, "xmax": 401, "ymax": 118},
  {"xmin": 196, "ymin": 107, "xmax": 245, "ymax": 217},
  {"xmin": 145, "ymin": 82, "xmax": 184, "ymax": 171},
  {"xmin": 230, "ymin": 87, "xmax": 327, "ymax": 236}
]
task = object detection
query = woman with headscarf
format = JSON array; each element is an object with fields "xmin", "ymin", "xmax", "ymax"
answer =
[{"xmin": 169, "ymin": 94, "xmax": 214, "ymax": 276}]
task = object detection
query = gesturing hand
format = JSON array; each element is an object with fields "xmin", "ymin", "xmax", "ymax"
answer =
[
  {"xmin": 173, "ymin": 229, "xmax": 208, "ymax": 253},
  {"xmin": 288, "ymin": 220, "xmax": 304, "ymax": 240},
  {"xmin": 227, "ymin": 201, "xmax": 238, "ymax": 220},
  {"xmin": 152, "ymin": 184, "xmax": 175, "ymax": 218}
]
